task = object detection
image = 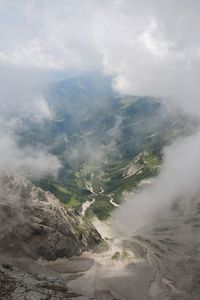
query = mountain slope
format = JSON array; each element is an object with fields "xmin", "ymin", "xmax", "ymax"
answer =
[
  {"xmin": 0, "ymin": 173, "xmax": 102, "ymax": 261},
  {"xmin": 0, "ymin": 263, "xmax": 95, "ymax": 300},
  {"xmin": 16, "ymin": 73, "xmax": 198, "ymax": 220}
]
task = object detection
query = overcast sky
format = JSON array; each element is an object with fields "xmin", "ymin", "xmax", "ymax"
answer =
[{"xmin": 1, "ymin": 0, "xmax": 200, "ymax": 116}]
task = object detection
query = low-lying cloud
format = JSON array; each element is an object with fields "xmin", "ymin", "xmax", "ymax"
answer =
[
  {"xmin": 114, "ymin": 130, "xmax": 200, "ymax": 232},
  {"xmin": 0, "ymin": 130, "xmax": 60, "ymax": 178}
]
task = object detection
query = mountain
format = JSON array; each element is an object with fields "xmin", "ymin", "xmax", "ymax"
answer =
[
  {"xmin": 0, "ymin": 173, "xmax": 102, "ymax": 260},
  {"xmin": 0, "ymin": 173, "xmax": 103, "ymax": 299},
  {"xmin": 0, "ymin": 263, "xmax": 95, "ymax": 299},
  {"xmin": 15, "ymin": 73, "xmax": 197, "ymax": 221}
]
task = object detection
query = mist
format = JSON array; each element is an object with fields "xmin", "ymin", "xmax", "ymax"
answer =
[
  {"xmin": 114, "ymin": 130, "xmax": 200, "ymax": 232},
  {"xmin": 0, "ymin": 65, "xmax": 61, "ymax": 177},
  {"xmin": 1, "ymin": 0, "xmax": 200, "ymax": 217},
  {"xmin": 0, "ymin": 128, "xmax": 60, "ymax": 178}
]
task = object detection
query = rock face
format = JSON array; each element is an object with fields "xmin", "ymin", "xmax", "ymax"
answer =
[
  {"xmin": 123, "ymin": 151, "xmax": 148, "ymax": 178},
  {"xmin": 0, "ymin": 263, "xmax": 95, "ymax": 300},
  {"xmin": 0, "ymin": 173, "xmax": 102, "ymax": 260}
]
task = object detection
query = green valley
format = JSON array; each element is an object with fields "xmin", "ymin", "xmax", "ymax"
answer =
[{"xmin": 16, "ymin": 73, "xmax": 197, "ymax": 220}]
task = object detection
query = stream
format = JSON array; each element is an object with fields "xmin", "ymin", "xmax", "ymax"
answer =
[
  {"xmin": 81, "ymin": 198, "xmax": 95, "ymax": 216},
  {"xmin": 81, "ymin": 183, "xmax": 120, "ymax": 216}
]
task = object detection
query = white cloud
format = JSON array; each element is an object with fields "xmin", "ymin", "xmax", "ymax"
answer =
[
  {"xmin": 32, "ymin": 96, "xmax": 53, "ymax": 121},
  {"xmin": 115, "ymin": 130, "xmax": 200, "ymax": 232},
  {"xmin": 0, "ymin": 0, "xmax": 101, "ymax": 71},
  {"xmin": 93, "ymin": 0, "xmax": 200, "ymax": 116},
  {"xmin": 1, "ymin": 0, "xmax": 200, "ymax": 118},
  {"xmin": 0, "ymin": 131, "xmax": 61, "ymax": 178}
]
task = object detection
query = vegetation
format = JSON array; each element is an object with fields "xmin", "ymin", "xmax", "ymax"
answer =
[
  {"xmin": 17, "ymin": 74, "xmax": 196, "ymax": 220},
  {"xmin": 64, "ymin": 197, "xmax": 80, "ymax": 209}
]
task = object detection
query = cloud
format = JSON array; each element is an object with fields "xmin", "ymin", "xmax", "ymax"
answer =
[
  {"xmin": 114, "ymin": 130, "xmax": 200, "ymax": 232},
  {"xmin": 0, "ymin": 0, "xmax": 101, "ymax": 71},
  {"xmin": 0, "ymin": 66, "xmax": 60, "ymax": 177},
  {"xmin": 0, "ymin": 129, "xmax": 60, "ymax": 178},
  {"xmin": 30, "ymin": 95, "xmax": 53, "ymax": 121},
  {"xmin": 92, "ymin": 0, "xmax": 200, "ymax": 116},
  {"xmin": 1, "ymin": 0, "xmax": 200, "ymax": 116}
]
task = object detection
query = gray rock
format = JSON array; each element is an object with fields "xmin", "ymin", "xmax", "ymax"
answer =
[
  {"xmin": 0, "ymin": 173, "xmax": 103, "ymax": 261},
  {"xmin": 0, "ymin": 264, "xmax": 95, "ymax": 299}
]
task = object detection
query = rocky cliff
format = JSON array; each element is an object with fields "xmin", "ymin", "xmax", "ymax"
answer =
[
  {"xmin": 0, "ymin": 173, "xmax": 104, "ymax": 299},
  {"xmin": 0, "ymin": 262, "xmax": 95, "ymax": 300},
  {"xmin": 0, "ymin": 173, "xmax": 102, "ymax": 260}
]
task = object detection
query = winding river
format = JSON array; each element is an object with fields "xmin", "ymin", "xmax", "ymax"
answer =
[{"xmin": 81, "ymin": 183, "xmax": 120, "ymax": 216}]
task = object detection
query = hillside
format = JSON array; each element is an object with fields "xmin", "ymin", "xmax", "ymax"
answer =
[
  {"xmin": 15, "ymin": 73, "xmax": 197, "ymax": 220},
  {"xmin": 0, "ymin": 173, "xmax": 102, "ymax": 260}
]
